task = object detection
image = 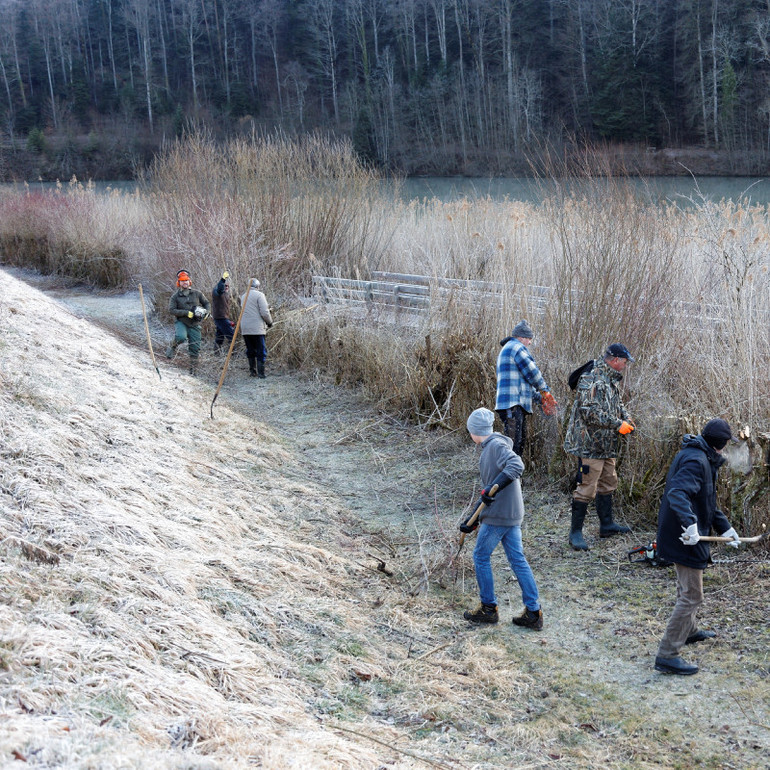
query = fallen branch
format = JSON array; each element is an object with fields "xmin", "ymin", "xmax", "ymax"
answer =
[{"xmin": 330, "ymin": 724, "xmax": 458, "ymax": 769}]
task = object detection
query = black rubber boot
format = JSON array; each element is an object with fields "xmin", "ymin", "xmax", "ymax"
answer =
[
  {"xmin": 248, "ymin": 355, "xmax": 257, "ymax": 377},
  {"xmin": 597, "ymin": 493, "xmax": 631, "ymax": 537},
  {"xmin": 257, "ymin": 360, "xmax": 266, "ymax": 379},
  {"xmin": 569, "ymin": 500, "xmax": 590, "ymax": 551}
]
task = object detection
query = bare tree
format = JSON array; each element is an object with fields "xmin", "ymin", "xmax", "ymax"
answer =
[
  {"xmin": 174, "ymin": 0, "xmax": 202, "ymax": 110},
  {"xmin": 305, "ymin": 0, "xmax": 340, "ymax": 124},
  {"xmin": 283, "ymin": 59, "xmax": 309, "ymax": 129},
  {"xmin": 123, "ymin": 0, "xmax": 154, "ymax": 131},
  {"xmin": 255, "ymin": 0, "xmax": 286, "ymax": 119}
]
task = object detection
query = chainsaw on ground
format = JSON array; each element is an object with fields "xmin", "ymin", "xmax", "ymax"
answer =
[{"xmin": 627, "ymin": 541, "xmax": 671, "ymax": 567}]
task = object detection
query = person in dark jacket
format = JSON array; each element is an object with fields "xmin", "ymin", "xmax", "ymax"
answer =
[
  {"xmin": 166, "ymin": 269, "xmax": 211, "ymax": 374},
  {"xmin": 654, "ymin": 419, "xmax": 742, "ymax": 676},
  {"xmin": 211, "ymin": 270, "xmax": 235, "ymax": 354},
  {"xmin": 461, "ymin": 407, "xmax": 543, "ymax": 630}
]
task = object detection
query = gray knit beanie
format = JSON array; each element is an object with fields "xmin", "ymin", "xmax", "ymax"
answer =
[
  {"xmin": 512, "ymin": 319, "xmax": 534, "ymax": 339},
  {"xmin": 467, "ymin": 408, "xmax": 495, "ymax": 437}
]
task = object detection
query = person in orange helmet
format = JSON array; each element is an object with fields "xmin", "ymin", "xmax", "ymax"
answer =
[{"xmin": 166, "ymin": 269, "xmax": 210, "ymax": 375}]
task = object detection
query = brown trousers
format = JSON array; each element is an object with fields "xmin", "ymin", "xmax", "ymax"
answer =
[
  {"xmin": 572, "ymin": 457, "xmax": 618, "ymax": 503},
  {"xmin": 657, "ymin": 564, "xmax": 704, "ymax": 658}
]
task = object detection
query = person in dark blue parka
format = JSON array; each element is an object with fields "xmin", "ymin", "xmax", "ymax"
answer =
[{"xmin": 654, "ymin": 419, "xmax": 742, "ymax": 676}]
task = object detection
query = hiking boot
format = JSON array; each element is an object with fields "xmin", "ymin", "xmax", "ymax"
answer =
[
  {"xmin": 597, "ymin": 493, "xmax": 631, "ymax": 537},
  {"xmin": 463, "ymin": 603, "xmax": 498, "ymax": 624},
  {"xmin": 569, "ymin": 500, "xmax": 590, "ymax": 551},
  {"xmin": 685, "ymin": 629, "xmax": 716, "ymax": 645},
  {"xmin": 654, "ymin": 656, "xmax": 698, "ymax": 675},
  {"xmin": 512, "ymin": 607, "xmax": 543, "ymax": 631}
]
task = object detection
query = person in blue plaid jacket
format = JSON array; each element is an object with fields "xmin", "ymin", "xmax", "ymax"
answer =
[{"xmin": 495, "ymin": 319, "xmax": 557, "ymax": 457}]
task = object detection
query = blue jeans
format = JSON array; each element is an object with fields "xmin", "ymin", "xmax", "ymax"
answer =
[{"xmin": 473, "ymin": 523, "xmax": 540, "ymax": 611}]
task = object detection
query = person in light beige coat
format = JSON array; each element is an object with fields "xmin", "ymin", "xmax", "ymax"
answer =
[{"xmin": 240, "ymin": 278, "xmax": 273, "ymax": 378}]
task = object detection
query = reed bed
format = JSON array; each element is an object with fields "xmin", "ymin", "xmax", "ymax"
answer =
[{"xmin": 0, "ymin": 180, "xmax": 146, "ymax": 289}]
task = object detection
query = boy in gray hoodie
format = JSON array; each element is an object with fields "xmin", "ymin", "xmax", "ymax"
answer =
[{"xmin": 462, "ymin": 407, "xmax": 543, "ymax": 629}]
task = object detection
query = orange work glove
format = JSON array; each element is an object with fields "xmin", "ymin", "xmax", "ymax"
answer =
[
  {"xmin": 541, "ymin": 391, "xmax": 558, "ymax": 416},
  {"xmin": 618, "ymin": 421, "xmax": 635, "ymax": 435}
]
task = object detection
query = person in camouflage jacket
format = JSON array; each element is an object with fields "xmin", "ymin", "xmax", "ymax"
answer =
[
  {"xmin": 165, "ymin": 269, "xmax": 211, "ymax": 374},
  {"xmin": 563, "ymin": 344, "xmax": 636, "ymax": 550}
]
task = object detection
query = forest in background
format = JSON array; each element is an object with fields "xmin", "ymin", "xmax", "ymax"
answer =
[{"xmin": 2, "ymin": 0, "xmax": 770, "ymax": 181}]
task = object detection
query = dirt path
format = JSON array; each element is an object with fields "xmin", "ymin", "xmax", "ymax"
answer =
[{"xmin": 19, "ymin": 271, "xmax": 770, "ymax": 769}]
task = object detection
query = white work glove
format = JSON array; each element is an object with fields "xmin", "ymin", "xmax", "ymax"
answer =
[
  {"xmin": 721, "ymin": 527, "xmax": 741, "ymax": 549},
  {"xmin": 680, "ymin": 523, "xmax": 700, "ymax": 545}
]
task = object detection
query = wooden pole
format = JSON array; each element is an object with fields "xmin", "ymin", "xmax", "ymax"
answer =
[
  {"xmin": 210, "ymin": 280, "xmax": 252, "ymax": 419},
  {"xmin": 138, "ymin": 283, "xmax": 161, "ymax": 380}
]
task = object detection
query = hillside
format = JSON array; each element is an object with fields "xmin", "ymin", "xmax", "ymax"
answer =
[{"xmin": 0, "ymin": 268, "xmax": 768, "ymax": 769}]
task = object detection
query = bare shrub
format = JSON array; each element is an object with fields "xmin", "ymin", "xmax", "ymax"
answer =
[
  {"xmin": 0, "ymin": 181, "xmax": 140, "ymax": 289},
  {"xmin": 141, "ymin": 130, "xmax": 393, "ymax": 306}
]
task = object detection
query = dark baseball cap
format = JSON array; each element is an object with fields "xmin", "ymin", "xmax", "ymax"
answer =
[
  {"xmin": 701, "ymin": 418, "xmax": 736, "ymax": 450},
  {"xmin": 605, "ymin": 343, "xmax": 635, "ymax": 362}
]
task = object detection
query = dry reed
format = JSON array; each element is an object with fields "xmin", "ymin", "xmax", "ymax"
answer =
[{"xmin": 1, "ymin": 139, "xmax": 768, "ymax": 531}]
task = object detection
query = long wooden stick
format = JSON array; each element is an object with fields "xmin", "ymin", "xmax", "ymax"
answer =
[
  {"xmin": 699, "ymin": 534, "xmax": 766, "ymax": 543},
  {"xmin": 210, "ymin": 280, "xmax": 252, "ymax": 419},
  {"xmin": 138, "ymin": 283, "xmax": 161, "ymax": 380}
]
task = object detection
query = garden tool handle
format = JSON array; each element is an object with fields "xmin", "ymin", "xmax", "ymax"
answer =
[{"xmin": 458, "ymin": 484, "xmax": 500, "ymax": 549}]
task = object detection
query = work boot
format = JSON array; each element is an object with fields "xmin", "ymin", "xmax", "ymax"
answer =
[
  {"xmin": 512, "ymin": 607, "xmax": 543, "ymax": 631},
  {"xmin": 569, "ymin": 500, "xmax": 590, "ymax": 551},
  {"xmin": 685, "ymin": 629, "xmax": 716, "ymax": 645},
  {"xmin": 597, "ymin": 493, "xmax": 631, "ymax": 537},
  {"xmin": 257, "ymin": 360, "xmax": 266, "ymax": 379},
  {"xmin": 463, "ymin": 603, "xmax": 498, "ymax": 624},
  {"xmin": 654, "ymin": 656, "xmax": 698, "ymax": 675},
  {"xmin": 248, "ymin": 355, "xmax": 257, "ymax": 377}
]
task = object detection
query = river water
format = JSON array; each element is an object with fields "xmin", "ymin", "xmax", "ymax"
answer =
[
  {"xmin": 6, "ymin": 175, "xmax": 770, "ymax": 206},
  {"xmin": 398, "ymin": 175, "xmax": 770, "ymax": 206}
]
